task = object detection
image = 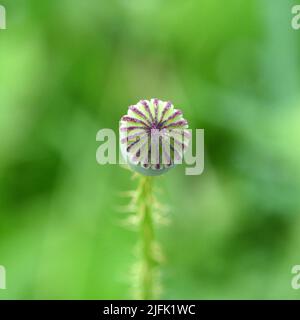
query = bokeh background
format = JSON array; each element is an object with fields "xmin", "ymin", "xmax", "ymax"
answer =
[{"xmin": 1, "ymin": 0, "xmax": 300, "ymax": 299}]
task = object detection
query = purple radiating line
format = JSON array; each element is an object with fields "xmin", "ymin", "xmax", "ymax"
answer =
[
  {"xmin": 164, "ymin": 120, "xmax": 188, "ymax": 129},
  {"xmin": 140, "ymin": 100, "xmax": 154, "ymax": 123},
  {"xmin": 140, "ymin": 144, "xmax": 151, "ymax": 166},
  {"xmin": 161, "ymin": 135, "xmax": 182, "ymax": 161},
  {"xmin": 129, "ymin": 106, "xmax": 152, "ymax": 126},
  {"xmin": 169, "ymin": 129, "xmax": 191, "ymax": 143},
  {"xmin": 120, "ymin": 126, "xmax": 147, "ymax": 132},
  {"xmin": 127, "ymin": 138, "xmax": 141, "ymax": 152},
  {"xmin": 158, "ymin": 101, "xmax": 172, "ymax": 124},
  {"xmin": 131, "ymin": 138, "xmax": 150, "ymax": 162},
  {"xmin": 121, "ymin": 116, "xmax": 149, "ymax": 127},
  {"xmin": 153, "ymin": 99, "xmax": 159, "ymax": 124},
  {"xmin": 168, "ymin": 129, "xmax": 190, "ymax": 137},
  {"xmin": 120, "ymin": 131, "xmax": 148, "ymax": 144},
  {"xmin": 164, "ymin": 130, "xmax": 188, "ymax": 149},
  {"xmin": 150, "ymin": 132, "xmax": 160, "ymax": 165},
  {"xmin": 173, "ymin": 138, "xmax": 187, "ymax": 151},
  {"xmin": 160, "ymin": 110, "xmax": 182, "ymax": 128},
  {"xmin": 170, "ymin": 144, "xmax": 182, "ymax": 161},
  {"xmin": 161, "ymin": 142, "xmax": 172, "ymax": 165}
]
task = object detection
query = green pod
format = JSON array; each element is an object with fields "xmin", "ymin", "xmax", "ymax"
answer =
[{"xmin": 120, "ymin": 99, "xmax": 190, "ymax": 176}]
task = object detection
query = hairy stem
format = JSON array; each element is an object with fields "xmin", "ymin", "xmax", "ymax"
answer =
[{"xmin": 138, "ymin": 176, "xmax": 156, "ymax": 300}]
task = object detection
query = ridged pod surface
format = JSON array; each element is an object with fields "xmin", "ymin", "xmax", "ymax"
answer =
[{"xmin": 120, "ymin": 99, "xmax": 190, "ymax": 176}]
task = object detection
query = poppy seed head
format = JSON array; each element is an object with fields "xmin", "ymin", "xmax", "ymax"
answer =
[{"xmin": 120, "ymin": 99, "xmax": 190, "ymax": 176}]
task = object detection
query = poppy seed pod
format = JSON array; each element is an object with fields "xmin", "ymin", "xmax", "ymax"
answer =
[{"xmin": 120, "ymin": 99, "xmax": 190, "ymax": 176}]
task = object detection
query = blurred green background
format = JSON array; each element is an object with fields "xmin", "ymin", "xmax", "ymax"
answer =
[{"xmin": 1, "ymin": 0, "xmax": 300, "ymax": 299}]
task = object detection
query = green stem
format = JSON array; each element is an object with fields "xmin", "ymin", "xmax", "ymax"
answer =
[{"xmin": 138, "ymin": 176, "xmax": 156, "ymax": 300}]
